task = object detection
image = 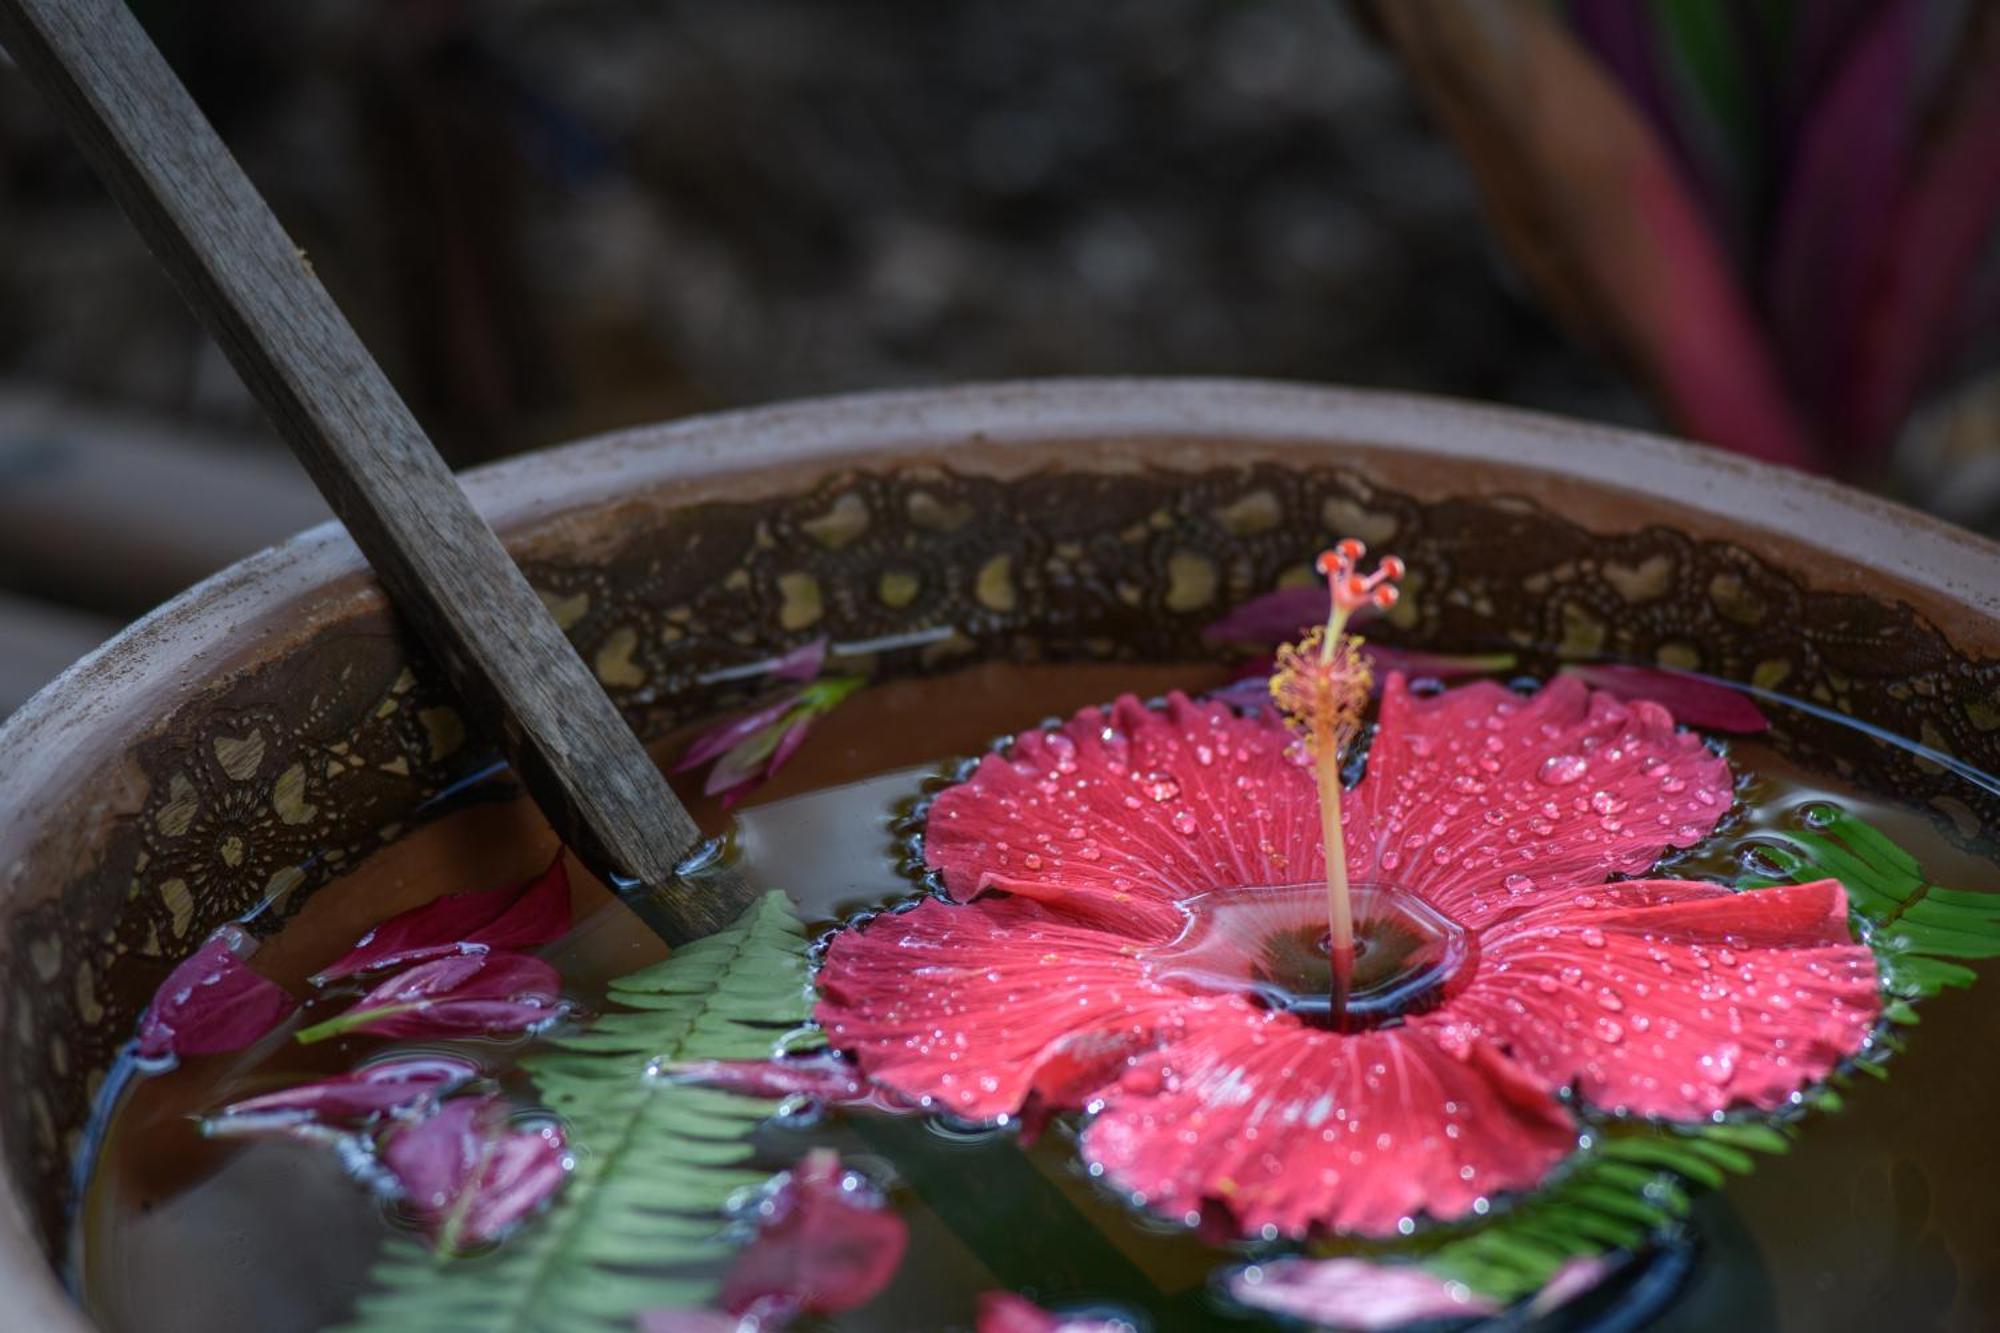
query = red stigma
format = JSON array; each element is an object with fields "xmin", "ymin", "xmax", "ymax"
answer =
[{"xmin": 1320, "ymin": 541, "xmax": 1405, "ymax": 615}]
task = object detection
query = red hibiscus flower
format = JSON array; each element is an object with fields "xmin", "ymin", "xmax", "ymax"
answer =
[{"xmin": 815, "ymin": 677, "xmax": 1880, "ymax": 1239}]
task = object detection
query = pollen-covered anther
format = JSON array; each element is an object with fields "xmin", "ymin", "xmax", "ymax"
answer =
[{"xmin": 1268, "ymin": 627, "xmax": 1372, "ymax": 755}]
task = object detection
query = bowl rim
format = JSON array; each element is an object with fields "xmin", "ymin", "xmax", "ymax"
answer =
[{"xmin": 7, "ymin": 375, "xmax": 2000, "ymax": 1330}]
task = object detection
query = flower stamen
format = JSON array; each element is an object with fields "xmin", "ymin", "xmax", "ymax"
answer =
[{"xmin": 1270, "ymin": 541, "xmax": 1404, "ymax": 1026}]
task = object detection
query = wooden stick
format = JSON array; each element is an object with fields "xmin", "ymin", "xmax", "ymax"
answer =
[{"xmin": 0, "ymin": 0, "xmax": 757, "ymax": 941}]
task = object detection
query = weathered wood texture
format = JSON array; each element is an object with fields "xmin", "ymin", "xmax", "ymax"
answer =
[{"xmin": 0, "ymin": 0, "xmax": 754, "ymax": 940}]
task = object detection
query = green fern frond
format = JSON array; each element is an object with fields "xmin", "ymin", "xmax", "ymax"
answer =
[{"xmin": 336, "ymin": 891, "xmax": 813, "ymax": 1333}]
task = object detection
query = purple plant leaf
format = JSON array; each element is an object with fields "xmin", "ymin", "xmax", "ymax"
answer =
[
  {"xmin": 1203, "ymin": 586, "xmax": 1329, "ymax": 644},
  {"xmin": 1226, "ymin": 1257, "xmax": 1498, "ymax": 1331},
  {"xmin": 136, "ymin": 924, "xmax": 297, "ymax": 1061},
  {"xmin": 1563, "ymin": 663, "xmax": 1770, "ymax": 733},
  {"xmin": 296, "ymin": 953, "xmax": 566, "ymax": 1045},
  {"xmin": 312, "ymin": 857, "xmax": 572, "ymax": 984},
  {"xmin": 381, "ymin": 1095, "xmax": 569, "ymax": 1252},
  {"xmin": 203, "ymin": 1053, "xmax": 480, "ymax": 1140},
  {"xmin": 767, "ymin": 637, "xmax": 830, "ymax": 683},
  {"xmin": 717, "ymin": 1150, "xmax": 907, "ymax": 1320},
  {"xmin": 1767, "ymin": 0, "xmax": 1922, "ymax": 452}
]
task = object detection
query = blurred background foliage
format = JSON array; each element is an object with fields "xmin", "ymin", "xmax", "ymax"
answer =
[{"xmin": 0, "ymin": 0, "xmax": 1994, "ymax": 706}]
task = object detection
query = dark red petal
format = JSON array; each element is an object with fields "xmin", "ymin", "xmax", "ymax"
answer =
[
  {"xmin": 1346, "ymin": 675, "xmax": 1735, "ymax": 929},
  {"xmin": 311, "ymin": 857, "xmax": 572, "ymax": 984},
  {"xmin": 1562, "ymin": 664, "xmax": 1770, "ymax": 734},
  {"xmin": 205, "ymin": 1053, "xmax": 478, "ymax": 1137},
  {"xmin": 1361, "ymin": 645, "xmax": 1518, "ymax": 681},
  {"xmin": 297, "ymin": 953, "xmax": 565, "ymax": 1044},
  {"xmin": 815, "ymin": 896, "xmax": 1189, "ymax": 1121},
  {"xmin": 975, "ymin": 1291, "xmax": 1130, "ymax": 1333},
  {"xmin": 136, "ymin": 925, "xmax": 297, "ymax": 1061},
  {"xmin": 1203, "ymin": 585, "xmax": 1329, "ymax": 643},
  {"xmin": 1433, "ymin": 877, "xmax": 1880, "ymax": 1118},
  {"xmin": 718, "ymin": 1150, "xmax": 908, "ymax": 1319},
  {"xmin": 1081, "ymin": 1014, "xmax": 1577, "ymax": 1237},
  {"xmin": 924, "ymin": 692, "xmax": 1322, "ymax": 928},
  {"xmin": 1226, "ymin": 1257, "xmax": 1499, "ymax": 1329},
  {"xmin": 381, "ymin": 1095, "xmax": 568, "ymax": 1251}
]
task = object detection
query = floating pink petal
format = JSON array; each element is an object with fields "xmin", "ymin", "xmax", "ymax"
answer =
[
  {"xmin": 664, "ymin": 1054, "xmax": 918, "ymax": 1115},
  {"xmin": 634, "ymin": 1313, "xmax": 740, "ymax": 1333},
  {"xmin": 296, "ymin": 953, "xmax": 566, "ymax": 1045},
  {"xmin": 767, "ymin": 637, "xmax": 830, "ymax": 683},
  {"xmin": 313, "ymin": 856, "xmax": 572, "ymax": 984},
  {"xmin": 1227, "ymin": 1257, "xmax": 1499, "ymax": 1330},
  {"xmin": 676, "ymin": 697, "xmax": 797, "ymax": 775},
  {"xmin": 976, "ymin": 1291, "xmax": 1133, "ymax": 1333},
  {"xmin": 204, "ymin": 1053, "xmax": 479, "ymax": 1139},
  {"xmin": 717, "ymin": 1150, "xmax": 907, "ymax": 1321},
  {"xmin": 136, "ymin": 924, "xmax": 297, "ymax": 1061},
  {"xmin": 816, "ymin": 676, "xmax": 1878, "ymax": 1240},
  {"xmin": 1561, "ymin": 663, "xmax": 1769, "ymax": 733},
  {"xmin": 1528, "ymin": 1254, "xmax": 1616, "ymax": 1316},
  {"xmin": 381, "ymin": 1094, "xmax": 569, "ymax": 1251}
]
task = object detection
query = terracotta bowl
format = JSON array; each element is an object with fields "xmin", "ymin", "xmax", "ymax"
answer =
[{"xmin": 3, "ymin": 379, "xmax": 1997, "ymax": 1329}]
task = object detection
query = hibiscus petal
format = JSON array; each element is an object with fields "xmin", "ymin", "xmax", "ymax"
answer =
[
  {"xmin": 295, "ymin": 953, "xmax": 566, "ymax": 1044},
  {"xmin": 924, "ymin": 692, "xmax": 1324, "ymax": 930},
  {"xmin": 816, "ymin": 895, "xmax": 1190, "ymax": 1121},
  {"xmin": 718, "ymin": 1150, "xmax": 907, "ymax": 1319},
  {"xmin": 1346, "ymin": 675, "xmax": 1735, "ymax": 929},
  {"xmin": 1561, "ymin": 664, "xmax": 1769, "ymax": 733},
  {"xmin": 381, "ymin": 1095, "xmax": 569, "ymax": 1251},
  {"xmin": 311, "ymin": 857, "xmax": 572, "ymax": 984},
  {"xmin": 1226, "ymin": 1256, "xmax": 1499, "ymax": 1330},
  {"xmin": 976, "ymin": 1291, "xmax": 1132, "ymax": 1333},
  {"xmin": 1080, "ymin": 1016, "xmax": 1577, "ymax": 1237},
  {"xmin": 1434, "ymin": 878, "xmax": 1880, "ymax": 1118},
  {"xmin": 925, "ymin": 678, "xmax": 1733, "ymax": 939},
  {"xmin": 136, "ymin": 925, "xmax": 297, "ymax": 1061},
  {"xmin": 204, "ymin": 1053, "xmax": 479, "ymax": 1138}
]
